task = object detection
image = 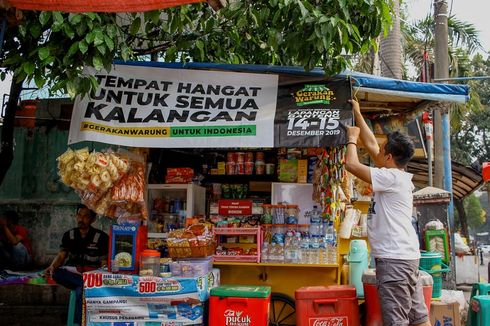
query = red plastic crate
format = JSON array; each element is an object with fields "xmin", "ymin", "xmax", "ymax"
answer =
[{"xmin": 295, "ymin": 285, "xmax": 360, "ymax": 326}]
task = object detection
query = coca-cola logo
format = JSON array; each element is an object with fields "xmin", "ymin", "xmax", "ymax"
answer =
[{"xmin": 309, "ymin": 316, "xmax": 347, "ymax": 326}]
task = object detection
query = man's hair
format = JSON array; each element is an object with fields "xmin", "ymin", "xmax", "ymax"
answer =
[
  {"xmin": 76, "ymin": 204, "xmax": 96, "ymax": 219},
  {"xmin": 384, "ymin": 131, "xmax": 415, "ymax": 168},
  {"xmin": 2, "ymin": 210, "xmax": 19, "ymax": 225}
]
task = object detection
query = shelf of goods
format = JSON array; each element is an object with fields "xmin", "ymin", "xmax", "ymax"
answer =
[
  {"xmin": 338, "ymin": 200, "xmax": 371, "ymax": 256},
  {"xmin": 212, "ymin": 226, "xmax": 341, "ymax": 299},
  {"xmin": 214, "ymin": 227, "xmax": 262, "ymax": 263},
  {"xmin": 146, "ymin": 183, "xmax": 206, "ymax": 239}
]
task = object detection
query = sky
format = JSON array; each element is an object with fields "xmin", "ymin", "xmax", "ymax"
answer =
[{"xmin": 1, "ymin": 1, "xmax": 490, "ymax": 99}]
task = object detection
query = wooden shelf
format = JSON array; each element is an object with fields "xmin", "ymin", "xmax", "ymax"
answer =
[
  {"xmin": 203, "ymin": 174, "xmax": 276, "ymax": 182},
  {"xmin": 213, "ymin": 261, "xmax": 339, "ymax": 268}
]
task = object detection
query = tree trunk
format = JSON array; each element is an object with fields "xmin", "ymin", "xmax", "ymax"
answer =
[
  {"xmin": 379, "ymin": 0, "xmax": 402, "ymax": 79},
  {"xmin": 454, "ymin": 198, "xmax": 469, "ymax": 241},
  {"xmin": 0, "ymin": 76, "xmax": 23, "ymax": 186}
]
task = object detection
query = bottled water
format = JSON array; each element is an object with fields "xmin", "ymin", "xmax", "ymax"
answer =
[
  {"xmin": 276, "ymin": 243, "xmax": 285, "ymax": 263},
  {"xmin": 300, "ymin": 233, "xmax": 311, "ymax": 264},
  {"xmin": 310, "ymin": 235, "xmax": 321, "ymax": 264},
  {"xmin": 284, "ymin": 230, "xmax": 295, "ymax": 263},
  {"xmin": 319, "ymin": 236, "xmax": 327, "ymax": 264},
  {"xmin": 309, "ymin": 205, "xmax": 322, "ymax": 237},
  {"xmin": 325, "ymin": 221, "xmax": 337, "ymax": 264},
  {"xmin": 292, "ymin": 232, "xmax": 302, "ymax": 264},
  {"xmin": 261, "ymin": 242, "xmax": 269, "ymax": 263}
]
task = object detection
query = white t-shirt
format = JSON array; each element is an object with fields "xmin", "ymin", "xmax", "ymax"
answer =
[{"xmin": 367, "ymin": 167, "xmax": 420, "ymax": 260}]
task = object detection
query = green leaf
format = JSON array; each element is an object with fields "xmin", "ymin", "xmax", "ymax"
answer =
[
  {"xmin": 104, "ymin": 35, "xmax": 115, "ymax": 52},
  {"xmin": 195, "ymin": 39, "xmax": 205, "ymax": 60},
  {"xmin": 39, "ymin": 12, "xmax": 51, "ymax": 26},
  {"xmin": 93, "ymin": 56, "xmax": 104, "ymax": 71},
  {"xmin": 38, "ymin": 47, "xmax": 50, "ymax": 60},
  {"xmin": 23, "ymin": 62, "xmax": 36, "ymax": 75},
  {"xmin": 68, "ymin": 13, "xmax": 82, "ymax": 25},
  {"xmin": 150, "ymin": 10, "xmax": 161, "ymax": 25},
  {"xmin": 97, "ymin": 45, "xmax": 107, "ymax": 55},
  {"xmin": 19, "ymin": 24, "xmax": 27, "ymax": 37},
  {"xmin": 66, "ymin": 80, "xmax": 78, "ymax": 98},
  {"xmin": 30, "ymin": 23, "xmax": 42, "ymax": 38},
  {"xmin": 94, "ymin": 30, "xmax": 105, "ymax": 46},
  {"xmin": 297, "ymin": 1, "xmax": 308, "ymax": 18},
  {"xmin": 0, "ymin": 71, "xmax": 6, "ymax": 81},
  {"xmin": 85, "ymin": 32, "xmax": 95, "ymax": 44},
  {"xmin": 34, "ymin": 74, "xmax": 46, "ymax": 89},
  {"xmin": 85, "ymin": 13, "xmax": 97, "ymax": 20},
  {"xmin": 130, "ymin": 17, "xmax": 141, "ymax": 35},
  {"xmin": 106, "ymin": 24, "xmax": 117, "ymax": 38},
  {"xmin": 79, "ymin": 40, "xmax": 89, "ymax": 54},
  {"xmin": 63, "ymin": 24, "xmax": 75, "ymax": 39},
  {"xmin": 53, "ymin": 11, "xmax": 64, "ymax": 24},
  {"xmin": 67, "ymin": 42, "xmax": 79, "ymax": 57}
]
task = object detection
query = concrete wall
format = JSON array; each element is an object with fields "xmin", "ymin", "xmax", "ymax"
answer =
[{"xmin": 0, "ymin": 105, "xmax": 112, "ymax": 266}]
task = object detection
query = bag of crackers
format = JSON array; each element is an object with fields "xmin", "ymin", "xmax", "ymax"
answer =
[
  {"xmin": 57, "ymin": 147, "xmax": 148, "ymax": 221},
  {"xmin": 167, "ymin": 224, "xmax": 216, "ymax": 258}
]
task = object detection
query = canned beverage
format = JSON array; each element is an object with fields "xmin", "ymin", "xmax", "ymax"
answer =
[
  {"xmin": 245, "ymin": 152, "xmax": 254, "ymax": 162},
  {"xmin": 226, "ymin": 152, "xmax": 235, "ymax": 162},
  {"xmin": 225, "ymin": 162, "xmax": 235, "ymax": 175},
  {"xmin": 244, "ymin": 162, "xmax": 254, "ymax": 175},
  {"xmin": 236, "ymin": 162, "xmax": 244, "ymax": 175},
  {"xmin": 236, "ymin": 152, "xmax": 245, "ymax": 162}
]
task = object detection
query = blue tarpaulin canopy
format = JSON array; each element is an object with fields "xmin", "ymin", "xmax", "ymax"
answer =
[{"xmin": 115, "ymin": 61, "xmax": 470, "ymax": 106}]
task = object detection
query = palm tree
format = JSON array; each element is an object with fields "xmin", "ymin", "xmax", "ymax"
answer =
[
  {"xmin": 380, "ymin": 0, "xmax": 402, "ymax": 79},
  {"xmin": 402, "ymin": 15, "xmax": 483, "ymax": 80}
]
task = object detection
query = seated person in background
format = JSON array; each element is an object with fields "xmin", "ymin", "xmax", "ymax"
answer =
[
  {"xmin": 45, "ymin": 205, "xmax": 109, "ymax": 325},
  {"xmin": 0, "ymin": 210, "xmax": 33, "ymax": 270}
]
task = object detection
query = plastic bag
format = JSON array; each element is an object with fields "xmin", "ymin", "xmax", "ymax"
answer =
[{"xmin": 57, "ymin": 148, "xmax": 147, "ymax": 221}]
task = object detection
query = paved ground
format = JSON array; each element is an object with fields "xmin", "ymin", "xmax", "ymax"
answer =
[
  {"xmin": 0, "ymin": 256, "xmax": 488, "ymax": 326},
  {"xmin": 0, "ymin": 283, "xmax": 70, "ymax": 326}
]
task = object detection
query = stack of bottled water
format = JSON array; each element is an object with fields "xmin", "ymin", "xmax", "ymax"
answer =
[{"xmin": 324, "ymin": 221, "xmax": 337, "ymax": 264}]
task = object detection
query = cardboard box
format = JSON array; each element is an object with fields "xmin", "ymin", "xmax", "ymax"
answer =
[
  {"xmin": 297, "ymin": 159, "xmax": 308, "ymax": 183},
  {"xmin": 249, "ymin": 181, "xmax": 272, "ymax": 192},
  {"xmin": 430, "ymin": 301, "xmax": 460, "ymax": 326}
]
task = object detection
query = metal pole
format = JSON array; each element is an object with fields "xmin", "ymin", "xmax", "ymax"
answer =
[
  {"xmin": 433, "ymin": 0, "xmax": 449, "ymax": 190},
  {"xmin": 434, "ymin": 1, "xmax": 457, "ymax": 287}
]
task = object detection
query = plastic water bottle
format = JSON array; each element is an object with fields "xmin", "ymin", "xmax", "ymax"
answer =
[
  {"xmin": 309, "ymin": 206, "xmax": 322, "ymax": 236},
  {"xmin": 261, "ymin": 242, "xmax": 269, "ymax": 263},
  {"xmin": 276, "ymin": 243, "xmax": 285, "ymax": 263},
  {"xmin": 284, "ymin": 230, "xmax": 295, "ymax": 263},
  {"xmin": 310, "ymin": 236, "xmax": 321, "ymax": 264},
  {"xmin": 325, "ymin": 221, "xmax": 337, "ymax": 264},
  {"xmin": 300, "ymin": 233, "xmax": 311, "ymax": 264},
  {"xmin": 293, "ymin": 232, "xmax": 302, "ymax": 264}
]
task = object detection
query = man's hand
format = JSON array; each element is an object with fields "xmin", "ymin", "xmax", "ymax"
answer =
[
  {"xmin": 44, "ymin": 265, "xmax": 55, "ymax": 278},
  {"xmin": 348, "ymin": 99, "xmax": 361, "ymax": 116},
  {"xmin": 347, "ymin": 126, "xmax": 360, "ymax": 143}
]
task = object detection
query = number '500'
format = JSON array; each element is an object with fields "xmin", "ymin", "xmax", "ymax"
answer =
[{"xmin": 139, "ymin": 281, "xmax": 157, "ymax": 293}]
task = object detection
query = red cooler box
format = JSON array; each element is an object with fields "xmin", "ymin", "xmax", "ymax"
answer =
[
  {"xmin": 209, "ymin": 285, "xmax": 271, "ymax": 326},
  {"xmin": 295, "ymin": 285, "xmax": 360, "ymax": 326},
  {"xmin": 362, "ymin": 268, "xmax": 433, "ymax": 326}
]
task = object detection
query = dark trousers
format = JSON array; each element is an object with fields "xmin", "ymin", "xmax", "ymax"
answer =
[{"xmin": 52, "ymin": 267, "xmax": 83, "ymax": 324}]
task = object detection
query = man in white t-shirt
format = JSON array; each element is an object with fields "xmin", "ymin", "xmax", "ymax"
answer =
[{"xmin": 345, "ymin": 99, "xmax": 430, "ymax": 326}]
